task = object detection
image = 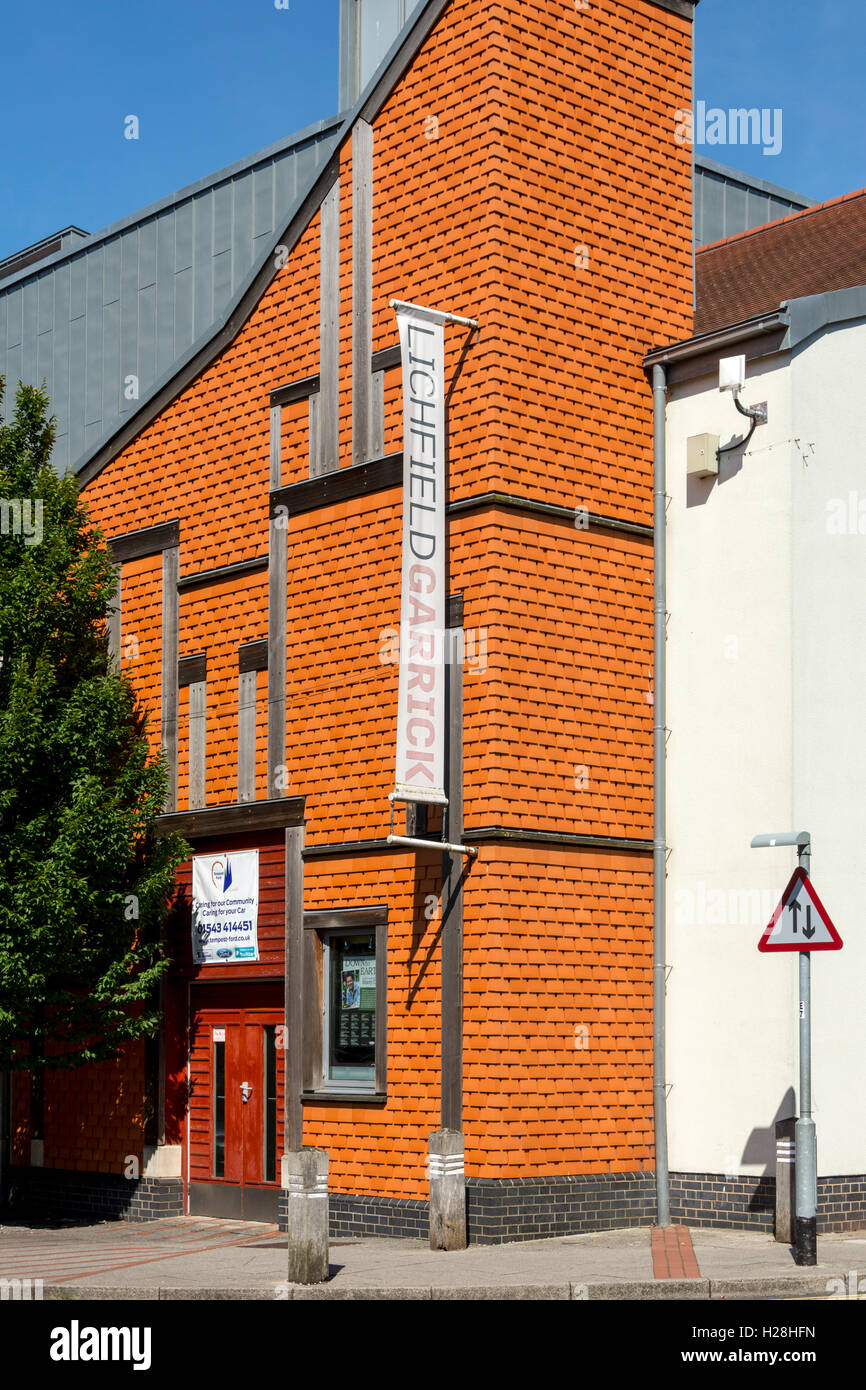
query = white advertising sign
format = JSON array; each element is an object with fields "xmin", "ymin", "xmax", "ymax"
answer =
[
  {"xmin": 394, "ymin": 305, "xmax": 448, "ymax": 805},
  {"xmin": 192, "ymin": 849, "xmax": 259, "ymax": 965}
]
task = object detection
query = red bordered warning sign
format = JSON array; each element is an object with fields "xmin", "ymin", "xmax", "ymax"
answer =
[{"xmin": 758, "ymin": 867, "xmax": 843, "ymax": 952}]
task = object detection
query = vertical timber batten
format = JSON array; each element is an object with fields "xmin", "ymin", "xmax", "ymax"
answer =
[
  {"xmin": 268, "ymin": 403, "xmax": 287, "ymax": 799},
  {"xmin": 237, "ymin": 668, "xmax": 257, "ymax": 803},
  {"xmin": 161, "ymin": 547, "xmax": 179, "ymax": 814},
  {"xmin": 317, "ymin": 180, "xmax": 340, "ymax": 477},
  {"xmin": 188, "ymin": 680, "xmax": 206, "ymax": 811},
  {"xmin": 107, "ymin": 563, "xmax": 121, "ymax": 671},
  {"xmin": 284, "ymin": 824, "xmax": 306, "ymax": 1152},
  {"xmin": 352, "ymin": 120, "xmax": 374, "ymax": 465},
  {"xmin": 442, "ymin": 624, "xmax": 465, "ymax": 1132}
]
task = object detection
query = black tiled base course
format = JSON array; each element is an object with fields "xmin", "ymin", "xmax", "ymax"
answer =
[
  {"xmin": 277, "ymin": 1191, "xmax": 429, "ymax": 1239},
  {"xmin": 672, "ymin": 1171, "xmax": 866, "ymax": 1235},
  {"xmin": 7, "ymin": 1166, "xmax": 866, "ymax": 1239},
  {"xmin": 6, "ymin": 1165, "xmax": 183, "ymax": 1223}
]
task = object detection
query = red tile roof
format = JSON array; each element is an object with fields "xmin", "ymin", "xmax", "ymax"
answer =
[{"xmin": 695, "ymin": 187, "xmax": 866, "ymax": 336}]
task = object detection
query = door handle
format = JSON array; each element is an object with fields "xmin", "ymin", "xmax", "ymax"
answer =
[{"xmin": 240, "ymin": 1082, "xmax": 252, "ymax": 1104}]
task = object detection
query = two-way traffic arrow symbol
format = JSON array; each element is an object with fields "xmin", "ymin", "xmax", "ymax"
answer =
[{"xmin": 759, "ymin": 868, "xmax": 843, "ymax": 952}]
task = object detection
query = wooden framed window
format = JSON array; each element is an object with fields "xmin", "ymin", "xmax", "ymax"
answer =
[{"xmin": 301, "ymin": 907, "xmax": 387, "ymax": 1102}]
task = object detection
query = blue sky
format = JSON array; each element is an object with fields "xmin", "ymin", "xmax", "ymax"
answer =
[{"xmin": 1, "ymin": 0, "xmax": 863, "ymax": 262}]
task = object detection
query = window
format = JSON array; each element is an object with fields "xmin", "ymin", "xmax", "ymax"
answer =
[
  {"xmin": 213, "ymin": 1033, "xmax": 225, "ymax": 1177},
  {"xmin": 302, "ymin": 907, "xmax": 387, "ymax": 1099},
  {"xmin": 323, "ymin": 931, "xmax": 376, "ymax": 1088},
  {"xmin": 263, "ymin": 1024, "xmax": 277, "ymax": 1183}
]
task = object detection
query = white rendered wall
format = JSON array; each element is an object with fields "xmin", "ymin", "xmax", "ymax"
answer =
[
  {"xmin": 665, "ymin": 324, "xmax": 866, "ymax": 1178},
  {"xmin": 789, "ymin": 321, "xmax": 866, "ymax": 1174}
]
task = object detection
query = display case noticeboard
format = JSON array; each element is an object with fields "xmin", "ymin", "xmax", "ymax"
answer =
[{"xmin": 328, "ymin": 934, "xmax": 376, "ymax": 1083}]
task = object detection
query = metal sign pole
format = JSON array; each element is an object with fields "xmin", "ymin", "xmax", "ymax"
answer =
[
  {"xmin": 750, "ymin": 831, "xmax": 819, "ymax": 1266},
  {"xmin": 795, "ymin": 840, "xmax": 817, "ymax": 1265}
]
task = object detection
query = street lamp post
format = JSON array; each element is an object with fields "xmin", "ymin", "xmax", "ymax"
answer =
[{"xmin": 750, "ymin": 831, "xmax": 817, "ymax": 1266}]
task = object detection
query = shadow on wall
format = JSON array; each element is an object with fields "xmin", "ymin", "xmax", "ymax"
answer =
[{"xmin": 739, "ymin": 1085, "xmax": 797, "ymax": 1215}]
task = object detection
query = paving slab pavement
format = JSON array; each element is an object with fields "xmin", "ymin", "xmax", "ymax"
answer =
[{"xmin": 3, "ymin": 1217, "xmax": 865, "ymax": 1299}]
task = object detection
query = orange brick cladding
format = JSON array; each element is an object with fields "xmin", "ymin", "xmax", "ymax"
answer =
[{"xmin": 27, "ymin": 1, "xmax": 692, "ymax": 1198}]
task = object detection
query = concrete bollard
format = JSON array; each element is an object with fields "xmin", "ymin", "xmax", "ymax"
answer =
[
  {"xmin": 283, "ymin": 1148, "xmax": 329, "ymax": 1284},
  {"xmin": 429, "ymin": 1128, "xmax": 467, "ymax": 1251},
  {"xmin": 775, "ymin": 1116, "xmax": 796, "ymax": 1244}
]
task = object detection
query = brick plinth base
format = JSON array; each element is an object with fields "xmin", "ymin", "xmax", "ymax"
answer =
[
  {"xmin": 670, "ymin": 1171, "xmax": 866, "ymax": 1234},
  {"xmin": 7, "ymin": 1167, "xmax": 866, "ymax": 1238},
  {"xmin": 5, "ymin": 1166, "xmax": 183, "ymax": 1223}
]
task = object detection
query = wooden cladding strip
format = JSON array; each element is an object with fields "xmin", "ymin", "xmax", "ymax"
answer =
[
  {"xmin": 238, "ymin": 639, "xmax": 268, "ymax": 674},
  {"xmin": 269, "ymin": 374, "xmax": 321, "ymax": 409},
  {"xmin": 188, "ymin": 679, "xmax": 207, "ymax": 812},
  {"xmin": 352, "ymin": 120, "xmax": 374, "ymax": 467},
  {"xmin": 156, "ymin": 798, "xmax": 305, "ymax": 839},
  {"xmin": 371, "ymin": 344, "xmax": 400, "ymax": 373},
  {"xmin": 108, "ymin": 519, "xmax": 180, "ymax": 563},
  {"xmin": 177, "ymin": 555, "xmax": 267, "ymax": 592},
  {"xmin": 270, "ymin": 452, "xmax": 401, "ymax": 518},
  {"xmin": 317, "ymin": 180, "xmax": 340, "ymax": 478},
  {"xmin": 302, "ymin": 827, "xmax": 652, "ymax": 857},
  {"xmin": 161, "ymin": 546, "xmax": 179, "ymax": 815},
  {"xmin": 237, "ymin": 669, "xmax": 257, "ymax": 805},
  {"xmin": 303, "ymin": 906, "xmax": 388, "ymax": 931},
  {"xmin": 650, "ymin": 0, "xmax": 698, "ymax": 16},
  {"xmin": 106, "ymin": 563, "xmax": 121, "ymax": 671},
  {"xmin": 178, "ymin": 653, "xmax": 207, "ymax": 687},
  {"xmin": 269, "ymin": 468, "xmax": 651, "ymax": 540}
]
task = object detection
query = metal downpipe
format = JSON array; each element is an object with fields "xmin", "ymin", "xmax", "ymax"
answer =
[{"xmin": 652, "ymin": 362, "xmax": 671, "ymax": 1227}]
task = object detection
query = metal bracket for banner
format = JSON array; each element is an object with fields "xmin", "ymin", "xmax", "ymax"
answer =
[
  {"xmin": 389, "ymin": 298, "xmax": 479, "ymax": 332},
  {"xmin": 386, "ymin": 792, "xmax": 478, "ymax": 860}
]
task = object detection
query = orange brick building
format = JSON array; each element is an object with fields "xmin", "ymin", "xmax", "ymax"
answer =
[{"xmin": 9, "ymin": 0, "xmax": 697, "ymax": 1239}]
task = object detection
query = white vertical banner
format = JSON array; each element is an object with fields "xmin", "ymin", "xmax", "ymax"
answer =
[
  {"xmin": 393, "ymin": 305, "xmax": 449, "ymax": 805},
  {"xmin": 191, "ymin": 849, "xmax": 260, "ymax": 964}
]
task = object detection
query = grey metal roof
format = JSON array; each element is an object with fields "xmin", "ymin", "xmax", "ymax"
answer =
[
  {"xmin": 694, "ymin": 157, "xmax": 813, "ymax": 247},
  {"xmin": 0, "ymin": 117, "xmax": 342, "ymax": 474}
]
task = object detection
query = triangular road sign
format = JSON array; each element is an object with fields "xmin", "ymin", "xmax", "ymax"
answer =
[{"xmin": 758, "ymin": 867, "xmax": 843, "ymax": 952}]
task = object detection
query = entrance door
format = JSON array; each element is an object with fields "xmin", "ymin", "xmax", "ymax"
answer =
[{"xmin": 188, "ymin": 984, "xmax": 284, "ymax": 1221}]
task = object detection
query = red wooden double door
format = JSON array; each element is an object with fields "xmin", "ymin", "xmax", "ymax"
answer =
[{"xmin": 188, "ymin": 983, "xmax": 284, "ymax": 1221}]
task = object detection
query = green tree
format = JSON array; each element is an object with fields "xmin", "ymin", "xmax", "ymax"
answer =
[{"xmin": 0, "ymin": 380, "xmax": 187, "ymax": 1069}]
